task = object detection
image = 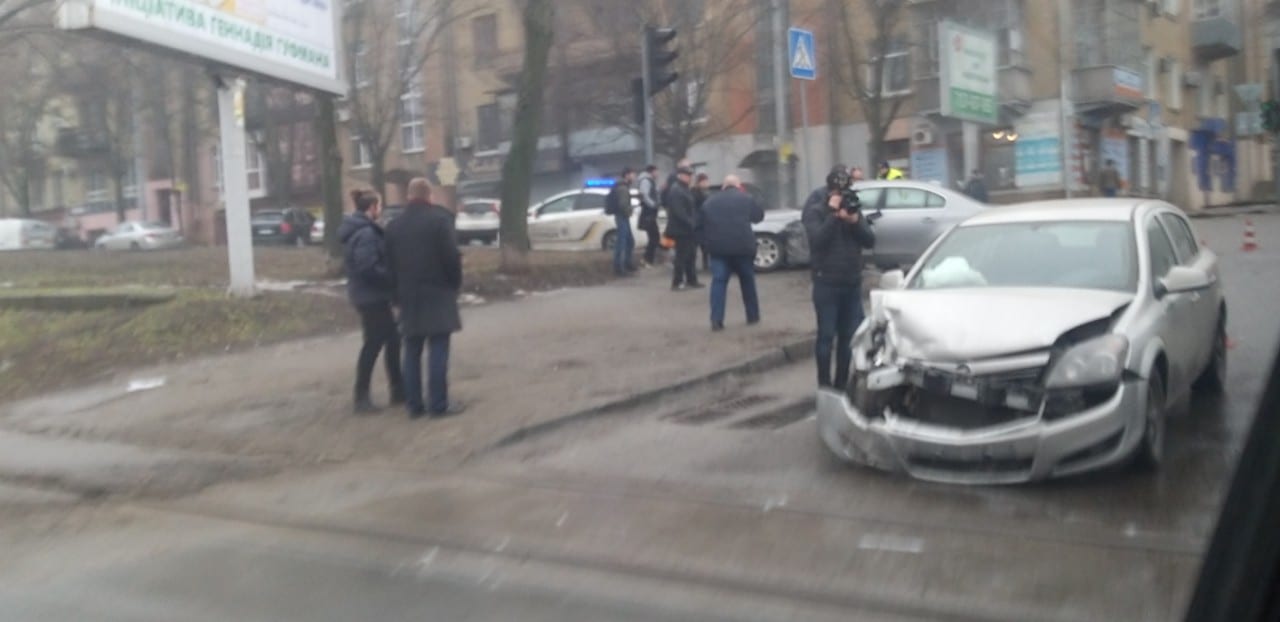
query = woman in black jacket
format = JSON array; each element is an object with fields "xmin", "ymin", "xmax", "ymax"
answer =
[{"xmin": 339, "ymin": 189, "xmax": 403, "ymax": 413}]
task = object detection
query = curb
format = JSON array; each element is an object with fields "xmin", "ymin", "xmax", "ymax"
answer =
[{"xmin": 485, "ymin": 335, "xmax": 816, "ymax": 451}]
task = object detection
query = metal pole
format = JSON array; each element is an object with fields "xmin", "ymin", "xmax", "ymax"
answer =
[
  {"xmin": 800, "ymin": 80, "xmax": 812, "ymax": 193},
  {"xmin": 772, "ymin": 0, "xmax": 788, "ymax": 205},
  {"xmin": 131, "ymin": 79, "xmax": 148, "ymax": 220},
  {"xmin": 216, "ymin": 77, "xmax": 256, "ymax": 297},
  {"xmin": 641, "ymin": 26, "xmax": 655, "ymax": 165},
  {"xmin": 1057, "ymin": 0, "xmax": 1074, "ymax": 198}
]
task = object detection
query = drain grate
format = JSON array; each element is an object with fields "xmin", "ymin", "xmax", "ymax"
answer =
[
  {"xmin": 662, "ymin": 394, "xmax": 779, "ymax": 426},
  {"xmin": 729, "ymin": 399, "xmax": 815, "ymax": 430}
]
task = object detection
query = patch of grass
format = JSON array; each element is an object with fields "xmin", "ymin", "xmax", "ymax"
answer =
[
  {"xmin": 0, "ymin": 289, "xmax": 352, "ymax": 399},
  {"xmin": 0, "ymin": 247, "xmax": 331, "ymax": 289}
]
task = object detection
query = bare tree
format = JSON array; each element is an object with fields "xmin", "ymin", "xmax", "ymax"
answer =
[
  {"xmin": 497, "ymin": 0, "xmax": 555, "ymax": 270},
  {"xmin": 64, "ymin": 43, "xmax": 143, "ymax": 223},
  {"xmin": 0, "ymin": 35, "xmax": 57, "ymax": 216},
  {"xmin": 341, "ymin": 0, "xmax": 470, "ymax": 196},
  {"xmin": 827, "ymin": 0, "xmax": 910, "ymax": 168},
  {"xmin": 561, "ymin": 0, "xmax": 760, "ymax": 161}
]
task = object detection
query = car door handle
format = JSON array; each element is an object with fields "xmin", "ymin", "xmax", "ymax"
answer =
[{"xmin": 921, "ymin": 217, "xmax": 936, "ymax": 224}]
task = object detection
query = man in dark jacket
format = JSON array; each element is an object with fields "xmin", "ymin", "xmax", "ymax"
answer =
[
  {"xmin": 606, "ymin": 168, "xmax": 637, "ymax": 277},
  {"xmin": 697, "ymin": 174, "xmax": 764, "ymax": 331},
  {"xmin": 385, "ymin": 178, "xmax": 465, "ymax": 419},
  {"xmin": 663, "ymin": 166, "xmax": 702, "ymax": 290},
  {"xmin": 340, "ymin": 189, "xmax": 403, "ymax": 413},
  {"xmin": 802, "ymin": 169, "xmax": 876, "ymax": 390},
  {"xmin": 963, "ymin": 169, "xmax": 990, "ymax": 203}
]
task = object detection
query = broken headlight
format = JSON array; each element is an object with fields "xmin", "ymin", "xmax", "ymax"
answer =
[{"xmin": 1044, "ymin": 334, "xmax": 1129, "ymax": 390}]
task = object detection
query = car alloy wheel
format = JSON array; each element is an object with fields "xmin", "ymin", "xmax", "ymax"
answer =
[
  {"xmin": 602, "ymin": 231, "xmax": 617, "ymax": 251},
  {"xmin": 1135, "ymin": 371, "xmax": 1167, "ymax": 470},
  {"xmin": 755, "ymin": 234, "xmax": 782, "ymax": 271}
]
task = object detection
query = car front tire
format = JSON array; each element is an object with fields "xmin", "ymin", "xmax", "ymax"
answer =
[
  {"xmin": 1194, "ymin": 313, "xmax": 1227, "ymax": 396},
  {"xmin": 755, "ymin": 234, "xmax": 784, "ymax": 272},
  {"xmin": 1133, "ymin": 371, "xmax": 1167, "ymax": 471},
  {"xmin": 602, "ymin": 231, "xmax": 617, "ymax": 251}
]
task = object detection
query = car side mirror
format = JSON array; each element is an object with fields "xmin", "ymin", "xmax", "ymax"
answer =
[
  {"xmin": 1157, "ymin": 265, "xmax": 1211, "ymax": 298},
  {"xmin": 878, "ymin": 269, "xmax": 906, "ymax": 290}
]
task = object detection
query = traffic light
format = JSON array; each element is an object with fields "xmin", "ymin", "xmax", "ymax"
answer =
[
  {"xmin": 1263, "ymin": 100, "xmax": 1280, "ymax": 135},
  {"xmin": 644, "ymin": 26, "xmax": 679, "ymax": 96}
]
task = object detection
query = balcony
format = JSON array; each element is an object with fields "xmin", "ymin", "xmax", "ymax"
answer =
[
  {"xmin": 55, "ymin": 128, "xmax": 110, "ymax": 158},
  {"xmin": 912, "ymin": 65, "xmax": 1034, "ymax": 122},
  {"xmin": 1072, "ymin": 65, "xmax": 1144, "ymax": 116},
  {"xmin": 1192, "ymin": 16, "xmax": 1242, "ymax": 62}
]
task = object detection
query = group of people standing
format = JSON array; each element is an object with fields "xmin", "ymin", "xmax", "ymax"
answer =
[
  {"xmin": 339, "ymin": 178, "xmax": 465, "ymax": 418},
  {"xmin": 605, "ymin": 160, "xmax": 764, "ymax": 331}
]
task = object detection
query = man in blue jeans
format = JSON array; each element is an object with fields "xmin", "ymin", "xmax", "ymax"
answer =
[
  {"xmin": 384, "ymin": 178, "xmax": 465, "ymax": 419},
  {"xmin": 606, "ymin": 168, "xmax": 637, "ymax": 277},
  {"xmin": 801, "ymin": 168, "xmax": 876, "ymax": 389},
  {"xmin": 697, "ymin": 174, "xmax": 764, "ymax": 331}
]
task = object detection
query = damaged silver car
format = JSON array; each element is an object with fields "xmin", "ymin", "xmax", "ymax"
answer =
[{"xmin": 818, "ymin": 200, "xmax": 1226, "ymax": 484}]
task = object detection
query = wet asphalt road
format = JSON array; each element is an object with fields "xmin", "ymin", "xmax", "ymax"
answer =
[{"xmin": 2, "ymin": 213, "xmax": 1277, "ymax": 622}]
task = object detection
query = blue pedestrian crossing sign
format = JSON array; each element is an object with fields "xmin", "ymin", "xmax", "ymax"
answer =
[{"xmin": 788, "ymin": 27, "xmax": 816, "ymax": 80}]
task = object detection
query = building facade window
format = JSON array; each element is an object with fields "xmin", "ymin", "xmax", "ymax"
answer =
[
  {"xmin": 1169, "ymin": 59, "xmax": 1183, "ymax": 110},
  {"xmin": 1194, "ymin": 0, "xmax": 1222, "ymax": 19},
  {"xmin": 472, "ymin": 13, "xmax": 498, "ymax": 68},
  {"xmin": 212, "ymin": 139, "xmax": 267, "ymax": 198},
  {"xmin": 353, "ymin": 40, "xmax": 370, "ymax": 88},
  {"xmin": 399, "ymin": 80, "xmax": 425, "ymax": 153},
  {"xmin": 868, "ymin": 40, "xmax": 911, "ymax": 96},
  {"xmin": 351, "ymin": 136, "xmax": 372, "ymax": 169},
  {"xmin": 476, "ymin": 103, "xmax": 501, "ymax": 151}
]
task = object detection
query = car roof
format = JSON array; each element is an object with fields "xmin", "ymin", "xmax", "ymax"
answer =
[{"xmin": 959, "ymin": 199, "xmax": 1149, "ymax": 226}]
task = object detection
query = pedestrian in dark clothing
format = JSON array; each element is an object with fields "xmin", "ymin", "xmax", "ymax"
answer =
[
  {"xmin": 693, "ymin": 172, "xmax": 712, "ymax": 271},
  {"xmin": 606, "ymin": 168, "xmax": 637, "ymax": 276},
  {"xmin": 802, "ymin": 169, "xmax": 876, "ymax": 390},
  {"xmin": 806, "ymin": 164, "xmax": 851, "ymax": 210},
  {"xmin": 385, "ymin": 178, "xmax": 465, "ymax": 419},
  {"xmin": 664, "ymin": 166, "xmax": 702, "ymax": 290},
  {"xmin": 1097, "ymin": 159, "xmax": 1122, "ymax": 197},
  {"xmin": 340, "ymin": 189, "xmax": 403, "ymax": 414},
  {"xmin": 698, "ymin": 175, "xmax": 764, "ymax": 331},
  {"xmin": 637, "ymin": 165, "xmax": 662, "ymax": 267},
  {"xmin": 964, "ymin": 169, "xmax": 990, "ymax": 203}
]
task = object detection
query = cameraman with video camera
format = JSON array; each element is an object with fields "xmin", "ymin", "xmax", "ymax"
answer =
[{"xmin": 802, "ymin": 165, "xmax": 876, "ymax": 390}]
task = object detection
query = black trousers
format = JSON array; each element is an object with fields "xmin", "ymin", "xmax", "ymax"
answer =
[
  {"xmin": 672, "ymin": 237, "xmax": 699, "ymax": 286},
  {"xmin": 640, "ymin": 216, "xmax": 661, "ymax": 265},
  {"xmin": 355, "ymin": 302, "xmax": 402, "ymax": 402}
]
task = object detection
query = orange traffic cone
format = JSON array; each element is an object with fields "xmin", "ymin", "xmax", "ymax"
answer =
[{"xmin": 1242, "ymin": 219, "xmax": 1258, "ymax": 252}]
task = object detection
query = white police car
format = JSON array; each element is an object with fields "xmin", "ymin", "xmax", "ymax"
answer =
[{"xmin": 527, "ymin": 179, "xmax": 655, "ymax": 252}]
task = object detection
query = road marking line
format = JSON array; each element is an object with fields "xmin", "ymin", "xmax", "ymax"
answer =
[{"xmin": 857, "ymin": 533, "xmax": 925, "ymax": 554}]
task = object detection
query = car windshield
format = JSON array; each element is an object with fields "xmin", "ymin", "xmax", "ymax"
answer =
[{"xmin": 910, "ymin": 221, "xmax": 1137, "ymax": 292}]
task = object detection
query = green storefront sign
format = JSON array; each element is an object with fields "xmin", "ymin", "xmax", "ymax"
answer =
[{"xmin": 939, "ymin": 21, "xmax": 997, "ymax": 125}]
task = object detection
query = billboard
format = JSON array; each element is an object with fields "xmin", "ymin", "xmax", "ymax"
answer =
[
  {"xmin": 938, "ymin": 21, "xmax": 997, "ymax": 125},
  {"xmin": 56, "ymin": 0, "xmax": 344, "ymax": 95}
]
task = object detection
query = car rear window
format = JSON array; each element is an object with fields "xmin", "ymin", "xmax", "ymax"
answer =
[{"xmin": 463, "ymin": 202, "xmax": 495, "ymax": 215}]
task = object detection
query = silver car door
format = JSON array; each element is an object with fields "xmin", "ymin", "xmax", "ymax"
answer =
[
  {"xmin": 876, "ymin": 187, "xmax": 947, "ymax": 267},
  {"xmin": 1159, "ymin": 211, "xmax": 1220, "ymax": 369},
  {"xmin": 1146, "ymin": 216, "xmax": 1198, "ymax": 391},
  {"xmin": 528, "ymin": 192, "xmax": 579, "ymax": 246}
]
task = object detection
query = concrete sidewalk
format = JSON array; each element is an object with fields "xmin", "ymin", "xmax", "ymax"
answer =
[{"xmin": 1, "ymin": 268, "xmax": 818, "ymax": 471}]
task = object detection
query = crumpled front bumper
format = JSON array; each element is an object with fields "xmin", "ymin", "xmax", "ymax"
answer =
[{"xmin": 816, "ymin": 379, "xmax": 1144, "ymax": 484}]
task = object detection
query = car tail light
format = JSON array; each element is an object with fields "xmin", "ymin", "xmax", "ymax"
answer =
[
  {"xmin": 281, "ymin": 222, "xmax": 292, "ymax": 234},
  {"xmin": 492, "ymin": 203, "xmax": 500, "ymax": 215}
]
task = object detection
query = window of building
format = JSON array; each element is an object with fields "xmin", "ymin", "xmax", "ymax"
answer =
[
  {"xmin": 1145, "ymin": 47, "xmax": 1158, "ymax": 100},
  {"xmin": 400, "ymin": 81, "xmax": 425, "ymax": 153},
  {"xmin": 1163, "ymin": 0, "xmax": 1182, "ymax": 16},
  {"xmin": 472, "ymin": 13, "xmax": 498, "ymax": 68},
  {"xmin": 1194, "ymin": 0, "xmax": 1222, "ymax": 18},
  {"xmin": 867, "ymin": 40, "xmax": 911, "ymax": 96},
  {"xmin": 212, "ymin": 139, "xmax": 266, "ymax": 198},
  {"xmin": 86, "ymin": 170, "xmax": 109, "ymax": 202},
  {"xmin": 997, "ymin": 26, "xmax": 1025, "ymax": 67},
  {"xmin": 351, "ymin": 136, "xmax": 371, "ymax": 169},
  {"xmin": 477, "ymin": 103, "xmax": 501, "ymax": 151},
  {"xmin": 1169, "ymin": 60, "xmax": 1183, "ymax": 110},
  {"xmin": 353, "ymin": 40, "xmax": 370, "ymax": 88},
  {"xmin": 395, "ymin": 0, "xmax": 415, "ymax": 45}
]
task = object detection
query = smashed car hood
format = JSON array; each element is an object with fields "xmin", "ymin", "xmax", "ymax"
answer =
[{"xmin": 874, "ymin": 287, "xmax": 1133, "ymax": 362}]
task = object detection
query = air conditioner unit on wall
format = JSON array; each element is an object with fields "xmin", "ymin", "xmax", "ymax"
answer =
[
  {"xmin": 337, "ymin": 109, "xmax": 350, "ymax": 122},
  {"xmin": 912, "ymin": 128, "xmax": 934, "ymax": 146},
  {"xmin": 455, "ymin": 136, "xmax": 473, "ymax": 150}
]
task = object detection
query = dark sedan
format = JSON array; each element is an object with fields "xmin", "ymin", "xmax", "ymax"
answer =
[{"xmin": 251, "ymin": 208, "xmax": 315, "ymax": 246}]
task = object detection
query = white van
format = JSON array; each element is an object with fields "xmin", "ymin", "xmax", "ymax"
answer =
[{"xmin": 0, "ymin": 219, "xmax": 57, "ymax": 251}]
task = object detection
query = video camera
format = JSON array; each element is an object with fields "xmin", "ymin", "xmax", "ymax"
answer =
[{"xmin": 825, "ymin": 169, "xmax": 862, "ymax": 216}]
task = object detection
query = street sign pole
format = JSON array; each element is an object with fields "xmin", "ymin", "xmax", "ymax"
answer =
[
  {"xmin": 788, "ymin": 26, "xmax": 816, "ymax": 197},
  {"xmin": 641, "ymin": 25, "xmax": 654, "ymax": 166},
  {"xmin": 216, "ymin": 76, "xmax": 255, "ymax": 297}
]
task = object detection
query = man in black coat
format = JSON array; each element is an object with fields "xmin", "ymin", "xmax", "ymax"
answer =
[
  {"xmin": 697, "ymin": 174, "xmax": 764, "ymax": 331},
  {"xmin": 385, "ymin": 178, "xmax": 465, "ymax": 419},
  {"xmin": 663, "ymin": 166, "xmax": 702, "ymax": 291},
  {"xmin": 802, "ymin": 168, "xmax": 876, "ymax": 390},
  {"xmin": 340, "ymin": 189, "xmax": 402, "ymax": 413}
]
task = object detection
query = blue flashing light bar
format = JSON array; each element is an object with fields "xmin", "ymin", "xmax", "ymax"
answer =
[{"xmin": 584, "ymin": 178, "xmax": 616, "ymax": 188}]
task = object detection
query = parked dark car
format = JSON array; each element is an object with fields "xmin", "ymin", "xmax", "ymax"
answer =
[{"xmin": 251, "ymin": 208, "xmax": 315, "ymax": 246}]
